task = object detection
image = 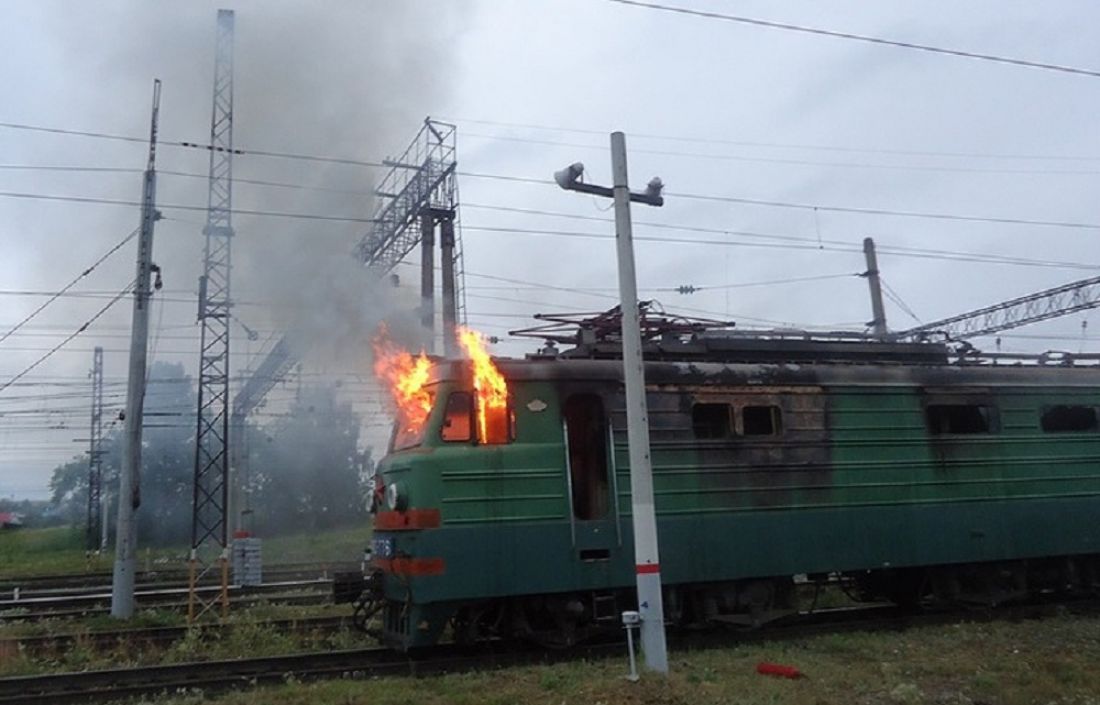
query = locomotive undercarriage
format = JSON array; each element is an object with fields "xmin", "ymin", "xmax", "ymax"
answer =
[
  {"xmin": 448, "ymin": 576, "xmax": 803, "ymax": 646},
  {"xmin": 849, "ymin": 553, "xmax": 1100, "ymax": 609},
  {"xmin": 338, "ymin": 554, "xmax": 1100, "ymax": 649}
]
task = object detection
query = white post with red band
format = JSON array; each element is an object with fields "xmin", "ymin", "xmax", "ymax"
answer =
[{"xmin": 610, "ymin": 131, "xmax": 669, "ymax": 674}]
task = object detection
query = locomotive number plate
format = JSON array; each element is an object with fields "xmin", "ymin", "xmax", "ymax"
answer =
[{"xmin": 372, "ymin": 536, "xmax": 395, "ymax": 559}]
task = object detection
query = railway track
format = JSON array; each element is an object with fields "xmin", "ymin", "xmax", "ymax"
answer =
[
  {"xmin": 2, "ymin": 598, "xmax": 1093, "ymax": 705},
  {"xmin": 0, "ymin": 562, "xmax": 359, "ymax": 596},
  {"xmin": 0, "ymin": 579, "xmax": 337, "ymax": 623},
  {"xmin": 1, "ymin": 614, "xmax": 351, "ymax": 655}
]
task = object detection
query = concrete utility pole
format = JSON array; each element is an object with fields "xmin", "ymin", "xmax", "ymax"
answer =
[
  {"xmin": 862, "ymin": 237, "xmax": 888, "ymax": 339},
  {"xmin": 555, "ymin": 133, "xmax": 669, "ymax": 674},
  {"xmin": 111, "ymin": 79, "xmax": 162, "ymax": 619},
  {"xmin": 86, "ymin": 346, "xmax": 104, "ymax": 552}
]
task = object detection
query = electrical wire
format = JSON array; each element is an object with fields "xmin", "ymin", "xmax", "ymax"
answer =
[
  {"xmin": 460, "ymin": 224, "xmax": 1100, "ymax": 270},
  {"xmin": 663, "ymin": 192, "xmax": 1100, "ymax": 231},
  {"xmin": 4, "ymin": 118, "xmax": 1099, "ymax": 231},
  {"xmin": 460, "ymin": 132, "xmax": 1100, "ymax": 177},
  {"xmin": 0, "ymin": 190, "xmax": 372, "ymax": 223},
  {"xmin": 440, "ymin": 116, "xmax": 1100, "ymax": 163},
  {"xmin": 604, "ymin": 0, "xmax": 1100, "ymax": 78},
  {"xmin": 880, "ymin": 278, "xmax": 923, "ymax": 325},
  {"xmin": 0, "ymin": 227, "xmax": 139, "ymax": 346},
  {"xmin": 0, "ymin": 282, "xmax": 134, "ymax": 395}
]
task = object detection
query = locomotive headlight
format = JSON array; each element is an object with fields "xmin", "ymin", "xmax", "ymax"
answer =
[{"xmin": 385, "ymin": 482, "xmax": 407, "ymax": 511}]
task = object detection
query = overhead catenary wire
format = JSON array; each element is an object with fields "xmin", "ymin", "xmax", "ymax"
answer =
[
  {"xmin": 0, "ymin": 226, "xmax": 139, "ymax": 345},
  {"xmin": 603, "ymin": 0, "xmax": 1100, "ymax": 78},
  {"xmin": 458, "ymin": 132, "xmax": 1100, "ymax": 178},
  {"xmin": 439, "ymin": 116, "xmax": 1100, "ymax": 164},
  {"xmin": 4, "ymin": 119, "xmax": 1100, "ymax": 231},
  {"xmin": 0, "ymin": 281, "xmax": 134, "ymax": 395}
]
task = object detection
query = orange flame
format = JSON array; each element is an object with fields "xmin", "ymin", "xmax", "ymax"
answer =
[
  {"xmin": 372, "ymin": 330, "xmax": 433, "ymax": 443},
  {"xmin": 457, "ymin": 327, "xmax": 509, "ymax": 444}
]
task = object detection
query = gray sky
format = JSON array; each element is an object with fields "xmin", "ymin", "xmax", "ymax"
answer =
[{"xmin": 2, "ymin": 1, "xmax": 1098, "ymax": 499}]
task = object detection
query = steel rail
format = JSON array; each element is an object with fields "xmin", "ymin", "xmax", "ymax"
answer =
[
  {"xmin": 0, "ymin": 562, "xmax": 359, "ymax": 592},
  {"xmin": 0, "ymin": 579, "xmax": 331, "ymax": 611},
  {"xmin": 0, "ymin": 591, "xmax": 333, "ymax": 623},
  {"xmin": 3, "ymin": 615, "xmax": 350, "ymax": 655}
]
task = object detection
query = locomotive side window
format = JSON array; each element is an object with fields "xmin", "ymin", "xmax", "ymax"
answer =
[
  {"xmin": 926, "ymin": 404, "xmax": 995, "ymax": 434},
  {"xmin": 692, "ymin": 403, "xmax": 731, "ymax": 439},
  {"xmin": 441, "ymin": 392, "xmax": 473, "ymax": 442},
  {"xmin": 1041, "ymin": 405, "xmax": 1099, "ymax": 432},
  {"xmin": 563, "ymin": 394, "xmax": 610, "ymax": 521},
  {"xmin": 742, "ymin": 405, "xmax": 782, "ymax": 436}
]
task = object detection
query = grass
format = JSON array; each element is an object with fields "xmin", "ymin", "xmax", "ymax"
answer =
[
  {"xmin": 148, "ymin": 611, "xmax": 1100, "ymax": 705},
  {"xmin": 0, "ymin": 525, "xmax": 371, "ymax": 579},
  {"xmin": 0, "ymin": 526, "xmax": 107, "ymax": 577}
]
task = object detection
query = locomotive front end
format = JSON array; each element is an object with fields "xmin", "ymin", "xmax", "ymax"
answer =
[{"xmin": 363, "ymin": 330, "xmax": 514, "ymax": 649}]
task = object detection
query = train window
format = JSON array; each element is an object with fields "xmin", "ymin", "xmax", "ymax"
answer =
[
  {"xmin": 564, "ymin": 394, "xmax": 610, "ymax": 521},
  {"xmin": 692, "ymin": 403, "xmax": 731, "ymax": 439},
  {"xmin": 1041, "ymin": 405, "xmax": 1099, "ymax": 432},
  {"xmin": 441, "ymin": 392, "xmax": 473, "ymax": 442},
  {"xmin": 742, "ymin": 405, "xmax": 782, "ymax": 436},
  {"xmin": 392, "ymin": 390, "xmax": 436, "ymax": 451},
  {"xmin": 926, "ymin": 404, "xmax": 995, "ymax": 434}
]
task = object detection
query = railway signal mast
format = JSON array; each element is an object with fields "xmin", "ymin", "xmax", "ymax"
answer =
[
  {"xmin": 554, "ymin": 132, "xmax": 670, "ymax": 675},
  {"xmin": 190, "ymin": 8, "xmax": 236, "ymax": 622}
]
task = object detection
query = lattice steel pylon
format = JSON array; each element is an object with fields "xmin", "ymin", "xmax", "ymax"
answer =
[
  {"xmin": 190, "ymin": 8, "xmax": 235, "ymax": 622},
  {"xmin": 86, "ymin": 346, "xmax": 104, "ymax": 552}
]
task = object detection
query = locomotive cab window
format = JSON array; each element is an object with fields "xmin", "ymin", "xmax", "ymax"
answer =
[
  {"xmin": 1041, "ymin": 405, "xmax": 1099, "ymax": 433},
  {"xmin": 742, "ymin": 405, "xmax": 782, "ymax": 436},
  {"xmin": 692, "ymin": 403, "xmax": 731, "ymax": 439},
  {"xmin": 926, "ymin": 404, "xmax": 996, "ymax": 435},
  {"xmin": 441, "ymin": 392, "xmax": 473, "ymax": 442}
]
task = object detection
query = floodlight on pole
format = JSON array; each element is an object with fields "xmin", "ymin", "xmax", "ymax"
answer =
[{"xmin": 554, "ymin": 133, "xmax": 669, "ymax": 675}]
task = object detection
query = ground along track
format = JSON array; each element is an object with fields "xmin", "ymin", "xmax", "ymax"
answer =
[
  {"xmin": 1, "ymin": 614, "xmax": 351, "ymax": 656},
  {"xmin": 0, "ymin": 580, "xmax": 335, "ymax": 622},
  {"xmin": 1, "ymin": 599, "xmax": 1094, "ymax": 705}
]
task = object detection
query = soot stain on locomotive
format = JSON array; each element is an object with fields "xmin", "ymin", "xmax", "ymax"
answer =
[{"xmin": 641, "ymin": 362, "xmax": 834, "ymax": 510}]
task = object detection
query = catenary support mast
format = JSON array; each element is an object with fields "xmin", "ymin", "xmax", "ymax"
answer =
[
  {"xmin": 190, "ymin": 8, "xmax": 235, "ymax": 622},
  {"xmin": 862, "ymin": 237, "xmax": 888, "ymax": 339},
  {"xmin": 111, "ymin": 79, "xmax": 161, "ymax": 619}
]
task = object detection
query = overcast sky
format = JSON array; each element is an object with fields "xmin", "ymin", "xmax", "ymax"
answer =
[{"xmin": 2, "ymin": 1, "xmax": 1098, "ymax": 499}]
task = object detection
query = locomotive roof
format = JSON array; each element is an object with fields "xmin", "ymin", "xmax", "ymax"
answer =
[{"xmin": 430, "ymin": 356, "xmax": 1100, "ymax": 388}]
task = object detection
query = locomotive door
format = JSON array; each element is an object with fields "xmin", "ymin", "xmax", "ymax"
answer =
[{"xmin": 563, "ymin": 394, "xmax": 619, "ymax": 559}]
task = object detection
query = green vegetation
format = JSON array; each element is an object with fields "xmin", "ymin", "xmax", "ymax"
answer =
[
  {"xmin": 261, "ymin": 525, "xmax": 371, "ymax": 565},
  {"xmin": 152, "ymin": 613, "xmax": 1100, "ymax": 705},
  {"xmin": 0, "ymin": 526, "xmax": 112, "ymax": 577},
  {"xmin": 0, "ymin": 524, "xmax": 369, "ymax": 579}
]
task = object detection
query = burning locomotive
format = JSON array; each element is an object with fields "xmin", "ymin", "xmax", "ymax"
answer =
[{"xmin": 337, "ymin": 311, "xmax": 1100, "ymax": 649}]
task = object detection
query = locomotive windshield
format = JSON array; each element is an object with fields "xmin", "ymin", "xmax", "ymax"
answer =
[{"xmin": 390, "ymin": 387, "xmax": 437, "ymax": 452}]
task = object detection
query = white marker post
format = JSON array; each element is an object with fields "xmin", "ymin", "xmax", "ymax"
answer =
[{"xmin": 554, "ymin": 134, "xmax": 669, "ymax": 673}]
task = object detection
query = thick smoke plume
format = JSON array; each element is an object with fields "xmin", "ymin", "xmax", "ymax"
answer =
[{"xmin": 0, "ymin": 1, "xmax": 467, "ymax": 498}]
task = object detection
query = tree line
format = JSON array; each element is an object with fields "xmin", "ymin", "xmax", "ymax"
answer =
[{"xmin": 49, "ymin": 362, "xmax": 371, "ymax": 546}]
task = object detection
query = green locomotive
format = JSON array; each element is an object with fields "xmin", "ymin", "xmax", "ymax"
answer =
[{"xmin": 353, "ymin": 333, "xmax": 1100, "ymax": 649}]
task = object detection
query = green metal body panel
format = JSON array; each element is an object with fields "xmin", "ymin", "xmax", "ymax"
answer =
[{"xmin": 373, "ymin": 359, "xmax": 1100, "ymax": 643}]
